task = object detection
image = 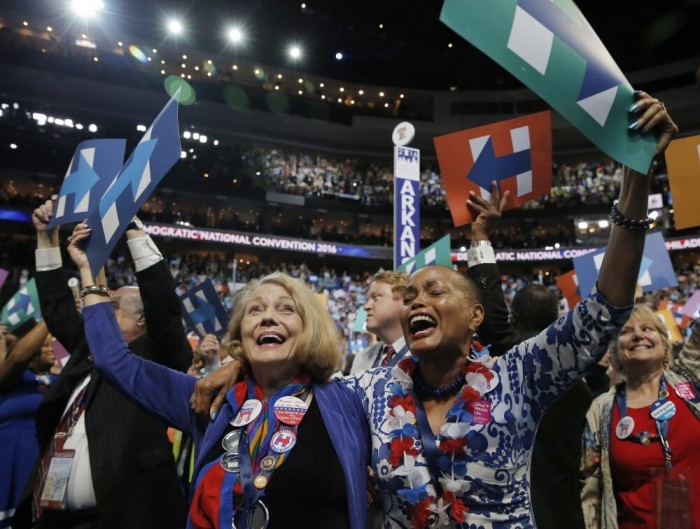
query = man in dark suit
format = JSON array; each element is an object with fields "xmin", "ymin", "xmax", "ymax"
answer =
[
  {"xmin": 14, "ymin": 200, "xmax": 191, "ymax": 529},
  {"xmin": 350, "ymin": 270, "xmax": 410, "ymax": 374},
  {"xmin": 466, "ymin": 182, "xmax": 589, "ymax": 529}
]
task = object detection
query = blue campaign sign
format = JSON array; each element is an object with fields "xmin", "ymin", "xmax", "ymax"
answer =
[
  {"xmin": 48, "ymin": 139, "xmax": 127, "ymax": 228},
  {"xmin": 83, "ymin": 94, "xmax": 181, "ymax": 277},
  {"xmin": 394, "ymin": 145, "xmax": 421, "ymax": 268},
  {"xmin": 180, "ymin": 280, "xmax": 230, "ymax": 339},
  {"xmin": 468, "ymin": 137, "xmax": 532, "ymax": 190},
  {"xmin": 573, "ymin": 232, "xmax": 678, "ymax": 296}
]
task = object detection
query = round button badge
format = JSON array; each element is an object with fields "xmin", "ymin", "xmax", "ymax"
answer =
[
  {"xmin": 615, "ymin": 416, "xmax": 635, "ymax": 439},
  {"xmin": 269, "ymin": 430, "xmax": 297, "ymax": 454},
  {"xmin": 273, "ymin": 396, "xmax": 308, "ymax": 425},
  {"xmin": 231, "ymin": 399, "xmax": 262, "ymax": 428}
]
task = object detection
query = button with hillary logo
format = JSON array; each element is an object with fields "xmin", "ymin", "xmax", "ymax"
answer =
[
  {"xmin": 269, "ymin": 430, "xmax": 297, "ymax": 453},
  {"xmin": 273, "ymin": 396, "xmax": 308, "ymax": 425},
  {"xmin": 231, "ymin": 399, "xmax": 262, "ymax": 427},
  {"xmin": 650, "ymin": 400, "xmax": 676, "ymax": 421}
]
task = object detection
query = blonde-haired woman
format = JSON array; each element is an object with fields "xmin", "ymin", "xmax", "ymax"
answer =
[
  {"xmin": 581, "ymin": 305, "xmax": 700, "ymax": 529},
  {"xmin": 68, "ymin": 227, "xmax": 370, "ymax": 529}
]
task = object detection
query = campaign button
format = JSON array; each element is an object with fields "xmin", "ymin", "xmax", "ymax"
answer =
[
  {"xmin": 650, "ymin": 399, "xmax": 676, "ymax": 421},
  {"xmin": 222, "ymin": 430, "xmax": 242, "ymax": 453},
  {"xmin": 231, "ymin": 399, "xmax": 262, "ymax": 427},
  {"xmin": 260, "ymin": 455, "xmax": 276, "ymax": 471},
  {"xmin": 675, "ymin": 381, "xmax": 697, "ymax": 401},
  {"xmin": 615, "ymin": 416, "xmax": 635, "ymax": 439},
  {"xmin": 220, "ymin": 453, "xmax": 239, "ymax": 472},
  {"xmin": 274, "ymin": 396, "xmax": 308, "ymax": 425},
  {"xmin": 253, "ymin": 475, "xmax": 268, "ymax": 489},
  {"xmin": 269, "ymin": 430, "xmax": 297, "ymax": 454}
]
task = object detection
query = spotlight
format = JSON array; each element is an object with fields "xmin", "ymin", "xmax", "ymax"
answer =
[
  {"xmin": 288, "ymin": 45, "xmax": 302, "ymax": 60},
  {"xmin": 167, "ymin": 19, "xmax": 183, "ymax": 35},
  {"xmin": 335, "ymin": 52, "xmax": 343, "ymax": 60},
  {"xmin": 71, "ymin": 0, "xmax": 104, "ymax": 17},
  {"xmin": 227, "ymin": 27, "xmax": 243, "ymax": 43}
]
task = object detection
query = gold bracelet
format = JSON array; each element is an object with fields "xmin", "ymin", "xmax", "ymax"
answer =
[{"xmin": 80, "ymin": 284, "xmax": 111, "ymax": 300}]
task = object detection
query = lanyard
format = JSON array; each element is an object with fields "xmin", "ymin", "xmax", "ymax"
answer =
[
  {"xmin": 232, "ymin": 380, "xmax": 310, "ymax": 528},
  {"xmin": 615, "ymin": 376, "xmax": 673, "ymax": 470},
  {"xmin": 413, "ymin": 396, "xmax": 444, "ymax": 498}
]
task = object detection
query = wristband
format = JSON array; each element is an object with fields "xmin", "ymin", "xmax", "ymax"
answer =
[
  {"xmin": 470, "ymin": 240, "xmax": 492, "ymax": 248},
  {"xmin": 80, "ymin": 284, "xmax": 111, "ymax": 300}
]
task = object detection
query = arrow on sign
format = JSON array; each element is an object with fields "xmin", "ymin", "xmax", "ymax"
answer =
[{"xmin": 467, "ymin": 136, "xmax": 531, "ymax": 189}]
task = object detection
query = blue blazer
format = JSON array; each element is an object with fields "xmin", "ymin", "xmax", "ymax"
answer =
[{"xmin": 83, "ymin": 303, "xmax": 370, "ymax": 529}]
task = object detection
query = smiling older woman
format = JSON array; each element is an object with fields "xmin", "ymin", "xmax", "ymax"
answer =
[
  {"xmin": 67, "ymin": 224, "xmax": 370, "ymax": 529},
  {"xmin": 581, "ymin": 306, "xmax": 700, "ymax": 529}
]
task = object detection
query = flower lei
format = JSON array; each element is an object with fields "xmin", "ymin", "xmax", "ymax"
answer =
[{"xmin": 386, "ymin": 345, "xmax": 498, "ymax": 529}]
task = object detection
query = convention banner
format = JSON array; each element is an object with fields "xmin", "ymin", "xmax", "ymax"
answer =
[
  {"xmin": 440, "ymin": 0, "xmax": 656, "ymax": 174},
  {"xmin": 435, "ymin": 111, "xmax": 551, "ymax": 226}
]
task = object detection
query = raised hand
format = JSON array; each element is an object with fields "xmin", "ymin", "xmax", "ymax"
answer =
[{"xmin": 467, "ymin": 180, "xmax": 510, "ymax": 241}]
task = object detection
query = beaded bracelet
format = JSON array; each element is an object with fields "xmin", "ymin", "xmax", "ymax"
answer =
[
  {"xmin": 609, "ymin": 203, "xmax": 652, "ymax": 231},
  {"xmin": 80, "ymin": 284, "xmax": 111, "ymax": 300}
]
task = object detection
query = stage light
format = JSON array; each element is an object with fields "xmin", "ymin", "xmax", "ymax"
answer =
[
  {"xmin": 71, "ymin": 0, "xmax": 104, "ymax": 17},
  {"xmin": 288, "ymin": 45, "xmax": 302, "ymax": 60},
  {"xmin": 227, "ymin": 27, "xmax": 243, "ymax": 43},
  {"xmin": 88, "ymin": 124, "xmax": 98, "ymax": 132},
  {"xmin": 167, "ymin": 19, "xmax": 183, "ymax": 35},
  {"xmin": 335, "ymin": 52, "xmax": 343, "ymax": 60}
]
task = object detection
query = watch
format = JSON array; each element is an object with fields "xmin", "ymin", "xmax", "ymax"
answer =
[{"xmin": 126, "ymin": 217, "xmax": 144, "ymax": 231}]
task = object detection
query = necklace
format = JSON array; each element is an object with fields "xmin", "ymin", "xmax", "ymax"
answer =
[
  {"xmin": 412, "ymin": 369, "xmax": 467, "ymax": 398},
  {"xmin": 387, "ymin": 353, "xmax": 500, "ymax": 528}
]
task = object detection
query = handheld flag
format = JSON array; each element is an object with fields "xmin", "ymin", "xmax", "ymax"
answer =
[
  {"xmin": 440, "ymin": 0, "xmax": 657, "ymax": 174},
  {"xmin": 352, "ymin": 307, "xmax": 369, "ymax": 334},
  {"xmin": 397, "ymin": 234, "xmax": 453, "ymax": 275},
  {"xmin": 434, "ymin": 111, "xmax": 551, "ymax": 226},
  {"xmin": 573, "ymin": 232, "xmax": 677, "ymax": 296},
  {"xmin": 681, "ymin": 290, "xmax": 700, "ymax": 320},
  {"xmin": 655, "ymin": 309, "xmax": 684, "ymax": 344},
  {"xmin": 83, "ymin": 94, "xmax": 181, "ymax": 277},
  {"xmin": 1, "ymin": 278, "xmax": 41, "ymax": 332},
  {"xmin": 180, "ymin": 280, "xmax": 230, "ymax": 339},
  {"xmin": 665, "ymin": 135, "xmax": 700, "ymax": 229},
  {"xmin": 556, "ymin": 269, "xmax": 581, "ymax": 309},
  {"xmin": 48, "ymin": 139, "xmax": 127, "ymax": 228}
]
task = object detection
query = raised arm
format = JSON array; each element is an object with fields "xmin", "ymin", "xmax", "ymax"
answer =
[
  {"xmin": 465, "ymin": 180, "xmax": 516, "ymax": 355},
  {"xmin": 596, "ymin": 92, "xmax": 678, "ymax": 306},
  {"xmin": 32, "ymin": 197, "xmax": 85, "ymax": 351},
  {"xmin": 0, "ymin": 321, "xmax": 50, "ymax": 392},
  {"xmin": 67, "ymin": 222, "xmax": 199, "ymax": 434},
  {"xmin": 126, "ymin": 220, "xmax": 192, "ymax": 372}
]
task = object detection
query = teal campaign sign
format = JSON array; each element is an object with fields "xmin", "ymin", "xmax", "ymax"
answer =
[
  {"xmin": 397, "ymin": 235, "xmax": 453, "ymax": 275},
  {"xmin": 352, "ymin": 307, "xmax": 369, "ymax": 334},
  {"xmin": 440, "ymin": 0, "xmax": 656, "ymax": 174}
]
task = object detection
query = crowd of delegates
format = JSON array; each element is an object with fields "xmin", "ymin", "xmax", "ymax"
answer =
[{"xmin": 0, "ymin": 97, "xmax": 671, "ymax": 215}]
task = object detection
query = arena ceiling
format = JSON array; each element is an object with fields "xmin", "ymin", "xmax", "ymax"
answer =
[{"xmin": 5, "ymin": 0, "xmax": 699, "ymax": 91}]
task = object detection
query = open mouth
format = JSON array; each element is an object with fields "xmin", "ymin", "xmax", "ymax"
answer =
[
  {"xmin": 409, "ymin": 314, "xmax": 437, "ymax": 338},
  {"xmin": 257, "ymin": 332, "xmax": 286, "ymax": 346}
]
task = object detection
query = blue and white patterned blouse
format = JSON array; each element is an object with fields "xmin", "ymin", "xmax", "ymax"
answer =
[{"xmin": 345, "ymin": 286, "xmax": 631, "ymax": 529}]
